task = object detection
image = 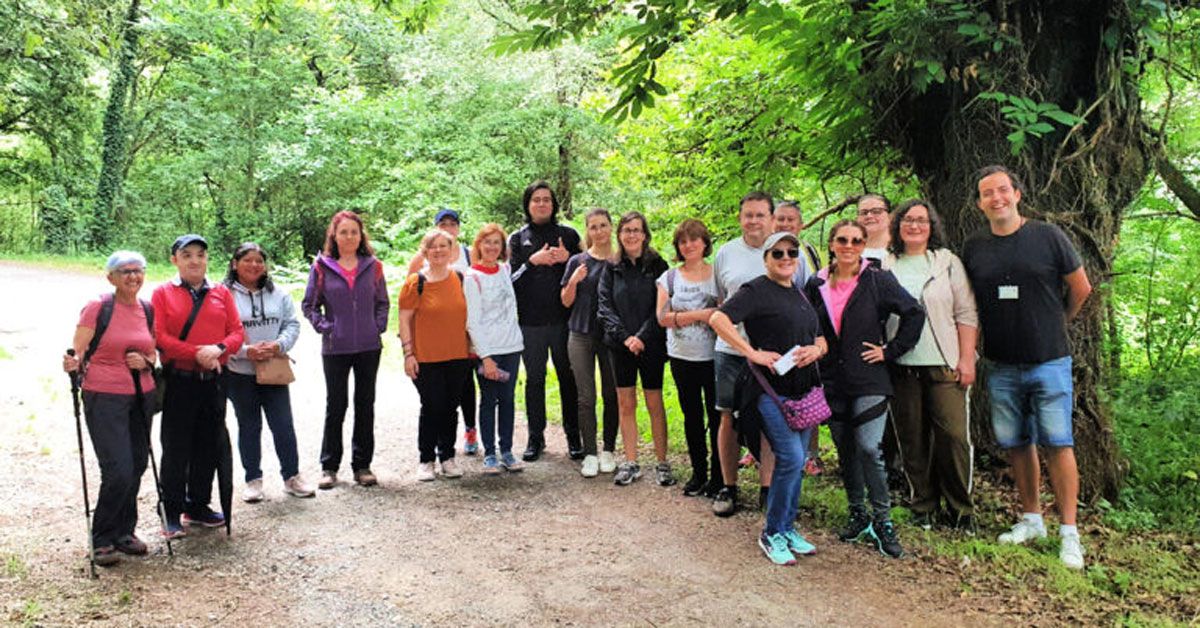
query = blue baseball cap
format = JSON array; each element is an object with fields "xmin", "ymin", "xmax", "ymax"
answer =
[
  {"xmin": 171, "ymin": 233, "xmax": 208, "ymax": 255},
  {"xmin": 434, "ymin": 208, "xmax": 460, "ymax": 224}
]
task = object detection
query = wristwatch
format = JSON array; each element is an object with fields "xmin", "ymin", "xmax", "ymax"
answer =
[{"xmin": 216, "ymin": 343, "xmax": 227, "ymax": 355}]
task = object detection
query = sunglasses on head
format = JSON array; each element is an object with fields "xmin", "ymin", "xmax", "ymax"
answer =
[
  {"xmin": 769, "ymin": 248, "xmax": 800, "ymax": 260},
  {"xmin": 834, "ymin": 236, "xmax": 865, "ymax": 246}
]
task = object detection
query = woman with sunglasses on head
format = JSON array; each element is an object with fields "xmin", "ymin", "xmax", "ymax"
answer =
[
  {"xmin": 710, "ymin": 232, "xmax": 827, "ymax": 565},
  {"xmin": 882, "ymin": 201, "xmax": 978, "ymax": 533},
  {"xmin": 807, "ymin": 220, "xmax": 924, "ymax": 559},
  {"xmin": 597, "ymin": 211, "xmax": 671, "ymax": 486},
  {"xmin": 224, "ymin": 243, "xmax": 314, "ymax": 503},
  {"xmin": 562, "ymin": 208, "xmax": 620, "ymax": 477}
]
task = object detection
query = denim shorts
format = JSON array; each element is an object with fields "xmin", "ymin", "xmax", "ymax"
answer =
[
  {"xmin": 714, "ymin": 351, "xmax": 746, "ymax": 412},
  {"xmin": 986, "ymin": 356, "xmax": 1074, "ymax": 448}
]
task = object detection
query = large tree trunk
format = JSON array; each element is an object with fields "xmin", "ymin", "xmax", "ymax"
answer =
[
  {"xmin": 876, "ymin": 1, "xmax": 1144, "ymax": 501},
  {"xmin": 89, "ymin": 0, "xmax": 141, "ymax": 250}
]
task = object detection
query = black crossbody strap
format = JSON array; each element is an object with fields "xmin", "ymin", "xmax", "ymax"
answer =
[{"xmin": 177, "ymin": 286, "xmax": 208, "ymax": 343}]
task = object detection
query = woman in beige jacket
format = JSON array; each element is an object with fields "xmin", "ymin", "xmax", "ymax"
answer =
[{"xmin": 883, "ymin": 200, "xmax": 979, "ymax": 533}]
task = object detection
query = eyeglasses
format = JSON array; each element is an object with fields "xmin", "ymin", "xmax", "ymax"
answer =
[
  {"xmin": 857, "ymin": 207, "xmax": 887, "ymax": 217},
  {"xmin": 834, "ymin": 236, "xmax": 865, "ymax": 246},
  {"xmin": 619, "ymin": 228, "xmax": 644, "ymax": 235},
  {"xmin": 900, "ymin": 218, "xmax": 930, "ymax": 226},
  {"xmin": 114, "ymin": 268, "xmax": 146, "ymax": 276},
  {"xmin": 769, "ymin": 248, "xmax": 800, "ymax": 260}
]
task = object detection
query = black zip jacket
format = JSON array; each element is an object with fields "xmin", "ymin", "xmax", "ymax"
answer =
[
  {"xmin": 596, "ymin": 253, "xmax": 670, "ymax": 353},
  {"xmin": 806, "ymin": 265, "xmax": 924, "ymax": 398},
  {"xmin": 508, "ymin": 221, "xmax": 582, "ymax": 326}
]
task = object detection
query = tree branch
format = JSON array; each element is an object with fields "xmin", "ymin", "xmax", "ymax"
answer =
[
  {"xmin": 1153, "ymin": 153, "xmax": 1200, "ymax": 221},
  {"xmin": 802, "ymin": 196, "xmax": 858, "ymax": 230}
]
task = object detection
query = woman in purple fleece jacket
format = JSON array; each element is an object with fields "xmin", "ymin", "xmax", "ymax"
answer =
[{"xmin": 302, "ymin": 211, "xmax": 390, "ymax": 489}]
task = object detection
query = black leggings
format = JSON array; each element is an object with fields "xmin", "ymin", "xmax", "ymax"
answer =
[
  {"xmin": 669, "ymin": 358, "xmax": 719, "ymax": 481},
  {"xmin": 459, "ymin": 361, "xmax": 476, "ymax": 430}
]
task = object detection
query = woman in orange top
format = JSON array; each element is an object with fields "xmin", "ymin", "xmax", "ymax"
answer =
[{"xmin": 398, "ymin": 229, "xmax": 471, "ymax": 481}]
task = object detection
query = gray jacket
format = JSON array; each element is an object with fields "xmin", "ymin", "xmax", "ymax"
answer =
[
  {"xmin": 883, "ymin": 248, "xmax": 978, "ymax": 368},
  {"xmin": 226, "ymin": 280, "xmax": 301, "ymax": 376}
]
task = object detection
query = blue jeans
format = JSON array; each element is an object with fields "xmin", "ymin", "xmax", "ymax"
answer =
[
  {"xmin": 986, "ymin": 356, "xmax": 1074, "ymax": 448},
  {"xmin": 477, "ymin": 352, "xmax": 522, "ymax": 457},
  {"xmin": 757, "ymin": 394, "xmax": 813, "ymax": 536},
  {"xmin": 225, "ymin": 371, "xmax": 300, "ymax": 482},
  {"xmin": 828, "ymin": 395, "xmax": 891, "ymax": 522}
]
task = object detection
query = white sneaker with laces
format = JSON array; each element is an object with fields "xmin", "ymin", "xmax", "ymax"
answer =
[
  {"xmin": 440, "ymin": 458, "xmax": 464, "ymax": 478},
  {"xmin": 416, "ymin": 462, "xmax": 436, "ymax": 482},
  {"xmin": 1059, "ymin": 533, "xmax": 1085, "ymax": 569},
  {"xmin": 284, "ymin": 474, "xmax": 316, "ymax": 498},
  {"xmin": 581, "ymin": 455, "xmax": 599, "ymax": 478},
  {"xmin": 242, "ymin": 478, "xmax": 264, "ymax": 503},
  {"xmin": 997, "ymin": 519, "xmax": 1048, "ymax": 545},
  {"xmin": 598, "ymin": 451, "xmax": 617, "ymax": 474}
]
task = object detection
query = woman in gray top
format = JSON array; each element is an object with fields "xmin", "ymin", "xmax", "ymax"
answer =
[
  {"xmin": 655, "ymin": 219, "xmax": 720, "ymax": 497},
  {"xmin": 224, "ymin": 243, "xmax": 314, "ymax": 502}
]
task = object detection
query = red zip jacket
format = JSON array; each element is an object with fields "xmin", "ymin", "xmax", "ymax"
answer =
[{"xmin": 152, "ymin": 278, "xmax": 245, "ymax": 371}]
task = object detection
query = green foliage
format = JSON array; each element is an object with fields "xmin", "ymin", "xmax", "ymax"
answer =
[{"xmin": 975, "ymin": 92, "xmax": 1085, "ymax": 155}]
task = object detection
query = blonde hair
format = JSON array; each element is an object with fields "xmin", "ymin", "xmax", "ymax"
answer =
[
  {"xmin": 419, "ymin": 228, "xmax": 456, "ymax": 255},
  {"xmin": 470, "ymin": 223, "xmax": 509, "ymax": 264}
]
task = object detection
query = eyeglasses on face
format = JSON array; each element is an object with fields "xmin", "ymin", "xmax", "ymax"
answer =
[
  {"xmin": 114, "ymin": 268, "xmax": 146, "ymax": 276},
  {"xmin": 834, "ymin": 236, "xmax": 865, "ymax": 246},
  {"xmin": 900, "ymin": 217, "xmax": 930, "ymax": 226},
  {"xmin": 857, "ymin": 207, "xmax": 886, "ymax": 216},
  {"xmin": 769, "ymin": 248, "xmax": 800, "ymax": 260}
]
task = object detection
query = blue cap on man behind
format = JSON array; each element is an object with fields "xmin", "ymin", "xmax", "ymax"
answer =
[
  {"xmin": 434, "ymin": 208, "xmax": 460, "ymax": 225},
  {"xmin": 171, "ymin": 234, "xmax": 208, "ymax": 255}
]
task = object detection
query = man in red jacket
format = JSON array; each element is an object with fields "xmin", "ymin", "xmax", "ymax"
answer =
[{"xmin": 152, "ymin": 234, "xmax": 244, "ymax": 538}]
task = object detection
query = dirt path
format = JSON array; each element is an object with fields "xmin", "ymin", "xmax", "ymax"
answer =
[{"xmin": 0, "ymin": 262, "xmax": 995, "ymax": 627}]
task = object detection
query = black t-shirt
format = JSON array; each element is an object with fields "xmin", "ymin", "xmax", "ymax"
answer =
[
  {"xmin": 962, "ymin": 220, "xmax": 1082, "ymax": 364},
  {"xmin": 719, "ymin": 276, "xmax": 821, "ymax": 397},
  {"xmin": 561, "ymin": 252, "xmax": 609, "ymax": 337},
  {"xmin": 509, "ymin": 221, "xmax": 583, "ymax": 326}
]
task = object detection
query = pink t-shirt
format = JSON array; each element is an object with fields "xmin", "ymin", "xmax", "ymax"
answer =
[
  {"xmin": 824, "ymin": 274, "xmax": 860, "ymax": 337},
  {"xmin": 78, "ymin": 298, "xmax": 157, "ymax": 395}
]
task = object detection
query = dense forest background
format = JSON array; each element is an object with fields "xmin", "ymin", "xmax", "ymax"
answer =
[{"xmin": 2, "ymin": 0, "xmax": 1198, "ymax": 532}]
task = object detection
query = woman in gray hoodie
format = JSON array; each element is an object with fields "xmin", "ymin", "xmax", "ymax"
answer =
[{"xmin": 224, "ymin": 243, "xmax": 314, "ymax": 502}]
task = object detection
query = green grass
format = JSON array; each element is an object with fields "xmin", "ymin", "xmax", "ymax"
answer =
[{"xmin": 4, "ymin": 553, "xmax": 28, "ymax": 579}]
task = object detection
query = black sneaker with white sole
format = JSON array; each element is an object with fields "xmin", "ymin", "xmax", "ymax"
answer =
[
  {"xmin": 712, "ymin": 486, "xmax": 738, "ymax": 517},
  {"xmin": 838, "ymin": 511, "xmax": 872, "ymax": 542}
]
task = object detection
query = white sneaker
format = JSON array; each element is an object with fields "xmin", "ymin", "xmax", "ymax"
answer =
[
  {"xmin": 598, "ymin": 451, "xmax": 617, "ymax": 474},
  {"xmin": 241, "ymin": 478, "xmax": 264, "ymax": 503},
  {"xmin": 1059, "ymin": 533, "xmax": 1085, "ymax": 569},
  {"xmin": 284, "ymin": 474, "xmax": 316, "ymax": 498},
  {"xmin": 998, "ymin": 519, "xmax": 1048, "ymax": 545},
  {"xmin": 416, "ymin": 462, "xmax": 436, "ymax": 482},
  {"xmin": 440, "ymin": 458, "xmax": 463, "ymax": 479},
  {"xmin": 580, "ymin": 455, "xmax": 599, "ymax": 478}
]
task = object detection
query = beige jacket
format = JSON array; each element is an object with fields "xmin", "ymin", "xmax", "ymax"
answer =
[{"xmin": 883, "ymin": 249, "xmax": 978, "ymax": 368}]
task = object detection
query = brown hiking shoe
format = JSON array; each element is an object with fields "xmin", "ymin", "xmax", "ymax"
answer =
[
  {"xmin": 353, "ymin": 469, "xmax": 377, "ymax": 487},
  {"xmin": 318, "ymin": 470, "xmax": 337, "ymax": 490},
  {"xmin": 115, "ymin": 534, "xmax": 148, "ymax": 556},
  {"xmin": 93, "ymin": 545, "xmax": 120, "ymax": 567}
]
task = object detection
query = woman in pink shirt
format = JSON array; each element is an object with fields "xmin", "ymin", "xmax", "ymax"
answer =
[
  {"xmin": 807, "ymin": 220, "xmax": 924, "ymax": 560},
  {"xmin": 62, "ymin": 251, "xmax": 158, "ymax": 567}
]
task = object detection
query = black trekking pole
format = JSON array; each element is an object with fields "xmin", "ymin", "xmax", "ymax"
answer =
[
  {"xmin": 127, "ymin": 351, "xmax": 172, "ymax": 556},
  {"xmin": 66, "ymin": 349, "xmax": 97, "ymax": 579}
]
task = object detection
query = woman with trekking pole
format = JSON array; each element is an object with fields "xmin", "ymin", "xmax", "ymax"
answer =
[{"xmin": 61, "ymin": 251, "xmax": 159, "ymax": 567}]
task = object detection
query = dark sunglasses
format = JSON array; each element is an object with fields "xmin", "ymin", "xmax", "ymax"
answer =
[
  {"xmin": 769, "ymin": 248, "xmax": 800, "ymax": 260},
  {"xmin": 834, "ymin": 236, "xmax": 865, "ymax": 246}
]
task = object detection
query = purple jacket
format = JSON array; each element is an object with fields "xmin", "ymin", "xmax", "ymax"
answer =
[{"xmin": 301, "ymin": 254, "xmax": 390, "ymax": 355}]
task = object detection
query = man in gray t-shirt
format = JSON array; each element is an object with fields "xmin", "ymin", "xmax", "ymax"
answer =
[{"xmin": 709, "ymin": 191, "xmax": 775, "ymax": 517}]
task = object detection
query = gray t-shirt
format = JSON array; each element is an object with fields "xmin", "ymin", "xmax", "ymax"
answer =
[
  {"xmin": 713, "ymin": 237, "xmax": 766, "ymax": 355},
  {"xmin": 656, "ymin": 268, "xmax": 719, "ymax": 361}
]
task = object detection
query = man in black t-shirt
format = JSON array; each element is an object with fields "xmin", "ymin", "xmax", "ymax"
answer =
[
  {"xmin": 961, "ymin": 165, "xmax": 1092, "ymax": 570},
  {"xmin": 508, "ymin": 181, "xmax": 583, "ymax": 461}
]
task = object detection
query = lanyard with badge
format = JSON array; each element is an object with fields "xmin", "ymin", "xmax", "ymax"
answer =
[{"xmin": 997, "ymin": 220, "xmax": 1023, "ymax": 302}]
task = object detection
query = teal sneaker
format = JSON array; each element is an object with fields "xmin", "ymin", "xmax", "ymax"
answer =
[
  {"xmin": 758, "ymin": 533, "xmax": 797, "ymax": 566},
  {"xmin": 782, "ymin": 529, "xmax": 817, "ymax": 556}
]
